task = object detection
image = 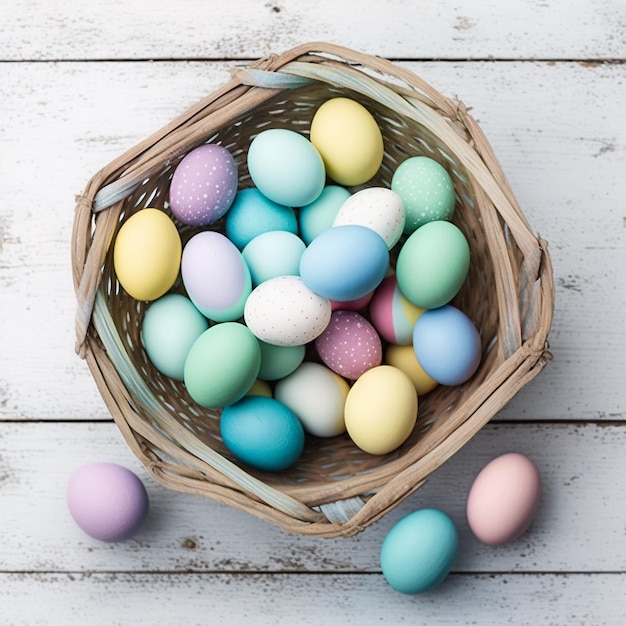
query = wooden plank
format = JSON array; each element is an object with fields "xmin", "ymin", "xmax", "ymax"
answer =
[
  {"xmin": 3, "ymin": 0, "xmax": 625, "ymax": 61},
  {"xmin": 1, "ymin": 421, "xmax": 625, "ymax": 573},
  {"xmin": 1, "ymin": 572, "xmax": 624, "ymax": 625},
  {"xmin": 1, "ymin": 60, "xmax": 624, "ymax": 421}
]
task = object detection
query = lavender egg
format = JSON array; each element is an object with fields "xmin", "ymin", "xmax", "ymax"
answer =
[{"xmin": 169, "ymin": 144, "xmax": 238, "ymax": 226}]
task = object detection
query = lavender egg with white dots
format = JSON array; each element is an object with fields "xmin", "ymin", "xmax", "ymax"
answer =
[
  {"xmin": 169, "ymin": 144, "xmax": 238, "ymax": 226},
  {"xmin": 315, "ymin": 310, "xmax": 382, "ymax": 381}
]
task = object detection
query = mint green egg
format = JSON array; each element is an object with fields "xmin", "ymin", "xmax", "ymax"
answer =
[
  {"xmin": 298, "ymin": 185, "xmax": 351, "ymax": 244},
  {"xmin": 242, "ymin": 230, "xmax": 306, "ymax": 286},
  {"xmin": 396, "ymin": 221, "xmax": 470, "ymax": 309},
  {"xmin": 258, "ymin": 341, "xmax": 306, "ymax": 381},
  {"xmin": 183, "ymin": 322, "xmax": 261, "ymax": 408},
  {"xmin": 391, "ymin": 156, "xmax": 456, "ymax": 233}
]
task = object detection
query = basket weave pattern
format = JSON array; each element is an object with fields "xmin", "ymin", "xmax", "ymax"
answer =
[{"xmin": 72, "ymin": 43, "xmax": 554, "ymax": 537}]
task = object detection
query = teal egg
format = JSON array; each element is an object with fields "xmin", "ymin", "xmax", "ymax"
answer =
[
  {"xmin": 395, "ymin": 220, "xmax": 470, "ymax": 309},
  {"xmin": 299, "ymin": 185, "xmax": 351, "ymax": 244},
  {"xmin": 183, "ymin": 322, "xmax": 261, "ymax": 408},
  {"xmin": 242, "ymin": 230, "xmax": 306, "ymax": 286},
  {"xmin": 381, "ymin": 509, "xmax": 458, "ymax": 594},
  {"xmin": 220, "ymin": 396, "xmax": 305, "ymax": 472},
  {"xmin": 391, "ymin": 156, "xmax": 456, "ymax": 233},
  {"xmin": 258, "ymin": 341, "xmax": 306, "ymax": 381},
  {"xmin": 141, "ymin": 294, "xmax": 209, "ymax": 381}
]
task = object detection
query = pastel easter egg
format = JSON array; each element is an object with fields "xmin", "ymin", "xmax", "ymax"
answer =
[
  {"xmin": 299, "ymin": 185, "xmax": 351, "ymax": 245},
  {"xmin": 247, "ymin": 129, "xmax": 325, "ymax": 207},
  {"xmin": 181, "ymin": 231, "xmax": 251, "ymax": 322},
  {"xmin": 369, "ymin": 275, "xmax": 425, "ymax": 345},
  {"xmin": 246, "ymin": 379, "xmax": 273, "ymax": 398},
  {"xmin": 329, "ymin": 290, "xmax": 374, "ymax": 312},
  {"xmin": 315, "ymin": 310, "xmax": 382, "ymax": 380},
  {"xmin": 169, "ymin": 144, "xmax": 238, "ymax": 226},
  {"xmin": 225, "ymin": 187, "xmax": 298, "ymax": 250},
  {"xmin": 244, "ymin": 275, "xmax": 331, "ymax": 347},
  {"xmin": 332, "ymin": 187, "xmax": 405, "ymax": 249},
  {"xmin": 299, "ymin": 224, "xmax": 389, "ymax": 302},
  {"xmin": 257, "ymin": 341, "xmax": 306, "ymax": 381},
  {"xmin": 242, "ymin": 230, "xmax": 306, "ymax": 286},
  {"xmin": 384, "ymin": 344, "xmax": 439, "ymax": 396}
]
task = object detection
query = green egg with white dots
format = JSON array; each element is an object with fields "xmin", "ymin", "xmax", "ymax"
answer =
[{"xmin": 391, "ymin": 156, "xmax": 456, "ymax": 233}]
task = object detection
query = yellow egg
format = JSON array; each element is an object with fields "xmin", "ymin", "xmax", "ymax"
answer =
[
  {"xmin": 385, "ymin": 344, "xmax": 439, "ymax": 396},
  {"xmin": 344, "ymin": 365, "xmax": 417, "ymax": 455},
  {"xmin": 113, "ymin": 208, "xmax": 182, "ymax": 301},
  {"xmin": 310, "ymin": 97, "xmax": 384, "ymax": 186},
  {"xmin": 246, "ymin": 379, "xmax": 273, "ymax": 398}
]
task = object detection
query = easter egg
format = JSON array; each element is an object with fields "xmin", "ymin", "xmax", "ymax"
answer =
[
  {"xmin": 181, "ymin": 231, "xmax": 251, "ymax": 322},
  {"xmin": 329, "ymin": 291, "xmax": 374, "ymax": 312},
  {"xmin": 466, "ymin": 453, "xmax": 541, "ymax": 546},
  {"xmin": 247, "ymin": 129, "xmax": 325, "ymax": 207},
  {"xmin": 412, "ymin": 305, "xmax": 482, "ymax": 386},
  {"xmin": 183, "ymin": 322, "xmax": 261, "ymax": 408},
  {"xmin": 246, "ymin": 379, "xmax": 273, "ymax": 398},
  {"xmin": 141, "ymin": 294, "xmax": 209, "ymax": 381},
  {"xmin": 384, "ymin": 344, "xmax": 438, "ymax": 396},
  {"xmin": 257, "ymin": 341, "xmax": 306, "ymax": 381},
  {"xmin": 332, "ymin": 187, "xmax": 405, "ymax": 250},
  {"xmin": 113, "ymin": 208, "xmax": 181, "ymax": 302},
  {"xmin": 310, "ymin": 97, "xmax": 384, "ymax": 186},
  {"xmin": 168, "ymin": 144, "xmax": 238, "ymax": 226},
  {"xmin": 381, "ymin": 509, "xmax": 458, "ymax": 594},
  {"xmin": 391, "ymin": 156, "xmax": 456, "ymax": 233},
  {"xmin": 396, "ymin": 220, "xmax": 470, "ymax": 309},
  {"xmin": 344, "ymin": 365, "xmax": 417, "ymax": 455},
  {"xmin": 299, "ymin": 224, "xmax": 389, "ymax": 302},
  {"xmin": 244, "ymin": 275, "xmax": 331, "ymax": 347},
  {"xmin": 67, "ymin": 463, "xmax": 149, "ymax": 542},
  {"xmin": 220, "ymin": 396, "xmax": 305, "ymax": 472},
  {"xmin": 315, "ymin": 310, "xmax": 382, "ymax": 380},
  {"xmin": 274, "ymin": 362, "xmax": 349, "ymax": 438},
  {"xmin": 369, "ymin": 275, "xmax": 425, "ymax": 345},
  {"xmin": 299, "ymin": 185, "xmax": 351, "ymax": 244},
  {"xmin": 225, "ymin": 187, "xmax": 298, "ymax": 250},
  {"xmin": 242, "ymin": 230, "xmax": 306, "ymax": 286}
]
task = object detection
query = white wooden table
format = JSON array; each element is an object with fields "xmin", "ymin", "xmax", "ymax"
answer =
[{"xmin": 2, "ymin": 2, "xmax": 625, "ymax": 624}]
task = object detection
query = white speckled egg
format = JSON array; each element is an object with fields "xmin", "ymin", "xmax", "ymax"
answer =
[{"xmin": 244, "ymin": 275, "xmax": 331, "ymax": 347}]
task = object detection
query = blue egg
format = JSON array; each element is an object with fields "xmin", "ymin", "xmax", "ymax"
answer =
[
  {"xmin": 220, "ymin": 396, "xmax": 305, "ymax": 472},
  {"xmin": 225, "ymin": 187, "xmax": 298, "ymax": 249},
  {"xmin": 412, "ymin": 305, "xmax": 482, "ymax": 386},
  {"xmin": 242, "ymin": 230, "xmax": 306, "ymax": 286},
  {"xmin": 299, "ymin": 224, "xmax": 389, "ymax": 302},
  {"xmin": 381, "ymin": 509, "xmax": 458, "ymax": 595},
  {"xmin": 299, "ymin": 185, "xmax": 351, "ymax": 244}
]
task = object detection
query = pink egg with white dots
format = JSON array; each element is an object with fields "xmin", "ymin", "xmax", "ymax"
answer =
[
  {"xmin": 169, "ymin": 144, "xmax": 238, "ymax": 226},
  {"xmin": 315, "ymin": 310, "xmax": 382, "ymax": 380}
]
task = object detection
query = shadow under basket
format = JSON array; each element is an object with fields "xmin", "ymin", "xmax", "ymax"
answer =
[{"xmin": 71, "ymin": 42, "xmax": 554, "ymax": 538}]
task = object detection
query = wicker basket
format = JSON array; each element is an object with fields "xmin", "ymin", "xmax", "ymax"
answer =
[{"xmin": 71, "ymin": 42, "xmax": 554, "ymax": 538}]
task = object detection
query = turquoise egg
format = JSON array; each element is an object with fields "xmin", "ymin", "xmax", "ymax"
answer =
[
  {"xmin": 258, "ymin": 341, "xmax": 306, "ymax": 381},
  {"xmin": 225, "ymin": 187, "xmax": 298, "ymax": 249},
  {"xmin": 247, "ymin": 129, "xmax": 326, "ymax": 207},
  {"xmin": 141, "ymin": 294, "xmax": 209, "ymax": 381},
  {"xmin": 299, "ymin": 185, "xmax": 351, "ymax": 244},
  {"xmin": 242, "ymin": 230, "xmax": 306, "ymax": 286},
  {"xmin": 381, "ymin": 508, "xmax": 458, "ymax": 594},
  {"xmin": 220, "ymin": 396, "xmax": 305, "ymax": 472}
]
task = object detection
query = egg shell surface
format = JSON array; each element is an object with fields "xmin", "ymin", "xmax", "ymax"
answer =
[
  {"xmin": 242, "ymin": 230, "xmax": 306, "ymax": 286},
  {"xmin": 258, "ymin": 341, "xmax": 306, "ymax": 381},
  {"xmin": 247, "ymin": 129, "xmax": 325, "ymax": 207},
  {"xmin": 466, "ymin": 452, "xmax": 542, "ymax": 546},
  {"xmin": 141, "ymin": 294, "xmax": 209, "ymax": 381},
  {"xmin": 168, "ymin": 144, "xmax": 238, "ymax": 226},
  {"xmin": 396, "ymin": 220, "xmax": 470, "ymax": 309},
  {"xmin": 225, "ymin": 187, "xmax": 298, "ymax": 250},
  {"xmin": 220, "ymin": 396, "xmax": 305, "ymax": 472},
  {"xmin": 315, "ymin": 310, "xmax": 382, "ymax": 380},
  {"xmin": 332, "ymin": 187, "xmax": 405, "ymax": 249},
  {"xmin": 381, "ymin": 508, "xmax": 458, "ymax": 594},
  {"xmin": 183, "ymin": 322, "xmax": 261, "ymax": 408},
  {"xmin": 299, "ymin": 224, "xmax": 389, "ymax": 302},
  {"xmin": 113, "ymin": 208, "xmax": 181, "ymax": 302},
  {"xmin": 181, "ymin": 231, "xmax": 251, "ymax": 322},
  {"xmin": 66, "ymin": 463, "xmax": 149, "ymax": 543},
  {"xmin": 244, "ymin": 275, "xmax": 331, "ymax": 347},
  {"xmin": 310, "ymin": 97, "xmax": 384, "ymax": 186},
  {"xmin": 391, "ymin": 156, "xmax": 456, "ymax": 233},
  {"xmin": 299, "ymin": 185, "xmax": 351, "ymax": 244},
  {"xmin": 246, "ymin": 379, "xmax": 273, "ymax": 398},
  {"xmin": 344, "ymin": 365, "xmax": 417, "ymax": 455},
  {"xmin": 369, "ymin": 275, "xmax": 425, "ymax": 345},
  {"xmin": 329, "ymin": 290, "xmax": 374, "ymax": 312},
  {"xmin": 274, "ymin": 362, "xmax": 349, "ymax": 438},
  {"xmin": 384, "ymin": 344, "xmax": 439, "ymax": 396},
  {"xmin": 412, "ymin": 305, "xmax": 482, "ymax": 386}
]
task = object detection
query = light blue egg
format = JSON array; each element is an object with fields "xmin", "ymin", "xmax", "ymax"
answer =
[
  {"xmin": 381, "ymin": 509, "xmax": 458, "ymax": 594},
  {"xmin": 299, "ymin": 185, "xmax": 351, "ymax": 244},
  {"xmin": 299, "ymin": 224, "xmax": 389, "ymax": 301},
  {"xmin": 412, "ymin": 305, "xmax": 482, "ymax": 386},
  {"xmin": 242, "ymin": 230, "xmax": 306, "ymax": 286},
  {"xmin": 220, "ymin": 396, "xmax": 305, "ymax": 472},
  {"xmin": 225, "ymin": 187, "xmax": 298, "ymax": 249}
]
